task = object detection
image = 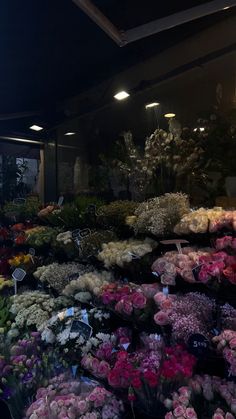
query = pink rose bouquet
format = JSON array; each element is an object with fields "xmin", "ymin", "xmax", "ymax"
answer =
[{"xmin": 24, "ymin": 373, "xmax": 124, "ymax": 419}]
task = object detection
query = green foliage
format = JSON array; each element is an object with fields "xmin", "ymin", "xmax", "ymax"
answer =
[{"xmin": 3, "ymin": 196, "xmax": 40, "ymax": 221}]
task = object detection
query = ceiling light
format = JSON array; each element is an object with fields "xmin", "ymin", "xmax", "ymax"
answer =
[
  {"xmin": 164, "ymin": 113, "xmax": 176, "ymax": 118},
  {"xmin": 65, "ymin": 132, "xmax": 76, "ymax": 136},
  {"xmin": 30, "ymin": 125, "xmax": 43, "ymax": 131},
  {"xmin": 194, "ymin": 127, "xmax": 205, "ymax": 132},
  {"xmin": 145, "ymin": 102, "xmax": 160, "ymax": 109},
  {"xmin": 223, "ymin": 6, "xmax": 230, "ymax": 9},
  {"xmin": 114, "ymin": 91, "xmax": 130, "ymax": 100}
]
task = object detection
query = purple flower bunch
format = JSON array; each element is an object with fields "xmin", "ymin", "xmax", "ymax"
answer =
[{"xmin": 0, "ymin": 332, "xmax": 67, "ymax": 401}]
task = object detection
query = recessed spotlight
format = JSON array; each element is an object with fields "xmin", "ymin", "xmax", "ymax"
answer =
[
  {"xmin": 223, "ymin": 6, "xmax": 230, "ymax": 9},
  {"xmin": 65, "ymin": 132, "xmax": 76, "ymax": 136},
  {"xmin": 164, "ymin": 113, "xmax": 176, "ymax": 118},
  {"xmin": 145, "ymin": 102, "xmax": 160, "ymax": 109},
  {"xmin": 30, "ymin": 125, "xmax": 43, "ymax": 131},
  {"xmin": 114, "ymin": 91, "xmax": 130, "ymax": 101},
  {"xmin": 193, "ymin": 127, "xmax": 205, "ymax": 132}
]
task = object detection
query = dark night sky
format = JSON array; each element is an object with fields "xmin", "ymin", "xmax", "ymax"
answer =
[{"xmin": 0, "ymin": 0, "xmax": 235, "ymax": 130}]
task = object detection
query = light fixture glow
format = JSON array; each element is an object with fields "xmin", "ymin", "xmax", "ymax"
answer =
[
  {"xmin": 164, "ymin": 113, "xmax": 176, "ymax": 118},
  {"xmin": 65, "ymin": 132, "xmax": 76, "ymax": 136},
  {"xmin": 114, "ymin": 91, "xmax": 130, "ymax": 100},
  {"xmin": 194, "ymin": 127, "xmax": 205, "ymax": 132},
  {"xmin": 30, "ymin": 125, "xmax": 43, "ymax": 131},
  {"xmin": 223, "ymin": 6, "xmax": 230, "ymax": 9},
  {"xmin": 145, "ymin": 102, "xmax": 160, "ymax": 109}
]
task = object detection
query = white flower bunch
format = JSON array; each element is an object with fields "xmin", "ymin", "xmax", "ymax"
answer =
[
  {"xmin": 34, "ymin": 262, "xmax": 94, "ymax": 293},
  {"xmin": 56, "ymin": 231, "xmax": 73, "ymax": 245},
  {"xmin": 10, "ymin": 291, "xmax": 70, "ymax": 331},
  {"xmin": 63, "ymin": 270, "xmax": 114, "ymax": 298},
  {"xmin": 97, "ymin": 238, "xmax": 157, "ymax": 268},
  {"xmin": 133, "ymin": 193, "xmax": 189, "ymax": 236},
  {"xmin": 81, "ymin": 332, "xmax": 116, "ymax": 355},
  {"xmin": 40, "ymin": 307, "xmax": 110, "ymax": 349}
]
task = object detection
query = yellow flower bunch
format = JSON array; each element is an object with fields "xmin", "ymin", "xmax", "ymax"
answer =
[
  {"xmin": 0, "ymin": 275, "xmax": 14, "ymax": 290},
  {"xmin": 24, "ymin": 226, "xmax": 45, "ymax": 237},
  {"xmin": 8, "ymin": 254, "xmax": 31, "ymax": 267}
]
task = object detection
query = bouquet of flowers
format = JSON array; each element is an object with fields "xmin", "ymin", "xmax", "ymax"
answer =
[
  {"xmin": 0, "ymin": 332, "xmax": 67, "ymax": 418},
  {"xmin": 165, "ymin": 374, "xmax": 236, "ymax": 418},
  {"xmin": 62, "ymin": 271, "xmax": 114, "ymax": 303},
  {"xmin": 24, "ymin": 373, "xmax": 124, "ymax": 419},
  {"xmin": 213, "ymin": 330, "xmax": 236, "ymax": 376},
  {"xmin": 132, "ymin": 193, "xmax": 189, "ymax": 236},
  {"xmin": 100, "ymin": 282, "xmax": 152, "ymax": 322},
  {"xmin": 174, "ymin": 208, "xmax": 236, "ymax": 235},
  {"xmin": 8, "ymin": 291, "xmax": 71, "ymax": 336},
  {"xmin": 154, "ymin": 292, "xmax": 215, "ymax": 343},
  {"xmin": 34, "ymin": 262, "xmax": 94, "ymax": 294},
  {"xmin": 97, "ymin": 238, "xmax": 157, "ymax": 268},
  {"xmin": 151, "ymin": 247, "xmax": 212, "ymax": 285},
  {"xmin": 39, "ymin": 307, "xmax": 110, "ymax": 362}
]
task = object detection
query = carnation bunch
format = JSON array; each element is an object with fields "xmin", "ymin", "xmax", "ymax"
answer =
[
  {"xmin": 34, "ymin": 262, "xmax": 94, "ymax": 294},
  {"xmin": 98, "ymin": 238, "xmax": 157, "ymax": 268},
  {"xmin": 25, "ymin": 373, "xmax": 124, "ymax": 419},
  {"xmin": 133, "ymin": 193, "xmax": 189, "ymax": 236}
]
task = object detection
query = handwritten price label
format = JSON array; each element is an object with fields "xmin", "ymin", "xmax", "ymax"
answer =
[{"xmin": 188, "ymin": 333, "xmax": 210, "ymax": 357}]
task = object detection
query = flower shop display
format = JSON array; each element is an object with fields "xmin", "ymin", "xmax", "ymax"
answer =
[
  {"xmin": 97, "ymin": 238, "xmax": 157, "ymax": 268},
  {"xmin": 132, "ymin": 193, "xmax": 189, "ymax": 236},
  {"xmin": 1, "ymin": 195, "xmax": 236, "ymax": 418},
  {"xmin": 34, "ymin": 262, "xmax": 94, "ymax": 294}
]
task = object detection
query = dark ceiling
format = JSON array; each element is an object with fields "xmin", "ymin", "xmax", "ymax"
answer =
[{"xmin": 0, "ymin": 0, "xmax": 235, "ymax": 134}]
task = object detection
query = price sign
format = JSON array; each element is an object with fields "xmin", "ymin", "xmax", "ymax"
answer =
[
  {"xmin": 188, "ymin": 333, "xmax": 210, "ymax": 357},
  {"xmin": 29, "ymin": 248, "xmax": 35, "ymax": 256},
  {"xmin": 70, "ymin": 320, "xmax": 93, "ymax": 340},
  {"xmin": 58, "ymin": 196, "xmax": 64, "ymax": 206},
  {"xmin": 12, "ymin": 268, "xmax": 26, "ymax": 282},
  {"xmin": 12, "ymin": 268, "xmax": 26, "ymax": 295},
  {"xmin": 72, "ymin": 229, "xmax": 91, "ymax": 248}
]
